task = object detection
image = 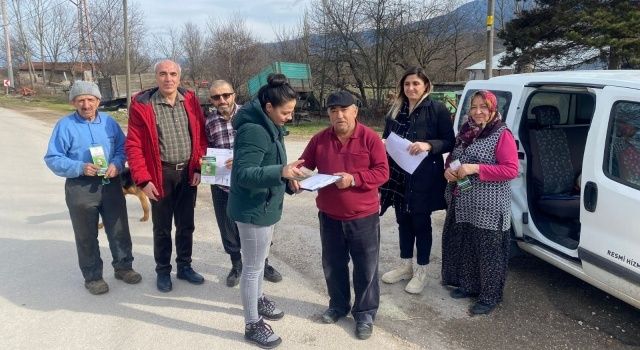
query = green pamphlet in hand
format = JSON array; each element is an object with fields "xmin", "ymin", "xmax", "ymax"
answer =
[
  {"xmin": 89, "ymin": 145, "xmax": 108, "ymax": 176},
  {"xmin": 201, "ymin": 156, "xmax": 217, "ymax": 177}
]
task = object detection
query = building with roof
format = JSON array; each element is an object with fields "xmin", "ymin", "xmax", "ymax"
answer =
[
  {"xmin": 17, "ymin": 61, "xmax": 95, "ymax": 86},
  {"xmin": 466, "ymin": 48, "xmax": 607, "ymax": 81}
]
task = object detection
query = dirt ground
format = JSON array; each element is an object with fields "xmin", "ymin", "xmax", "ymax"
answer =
[{"xmin": 21, "ymin": 104, "xmax": 640, "ymax": 350}]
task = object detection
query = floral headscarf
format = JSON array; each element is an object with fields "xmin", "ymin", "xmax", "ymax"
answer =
[{"xmin": 455, "ymin": 90, "xmax": 504, "ymax": 149}]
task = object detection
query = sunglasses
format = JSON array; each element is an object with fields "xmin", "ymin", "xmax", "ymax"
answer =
[{"xmin": 211, "ymin": 92, "xmax": 234, "ymax": 101}]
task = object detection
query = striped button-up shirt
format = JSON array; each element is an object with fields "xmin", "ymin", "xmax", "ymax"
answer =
[{"xmin": 152, "ymin": 91, "xmax": 192, "ymax": 164}]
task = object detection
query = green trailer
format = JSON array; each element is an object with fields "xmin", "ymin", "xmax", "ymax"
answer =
[{"xmin": 247, "ymin": 62, "xmax": 312, "ymax": 97}]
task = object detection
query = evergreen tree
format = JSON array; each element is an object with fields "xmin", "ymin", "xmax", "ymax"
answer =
[{"xmin": 498, "ymin": 0, "xmax": 640, "ymax": 70}]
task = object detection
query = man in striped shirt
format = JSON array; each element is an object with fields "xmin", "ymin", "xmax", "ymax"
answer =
[{"xmin": 205, "ymin": 80, "xmax": 283, "ymax": 287}]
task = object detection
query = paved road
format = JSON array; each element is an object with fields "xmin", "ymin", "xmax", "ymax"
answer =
[{"xmin": 0, "ymin": 107, "xmax": 638, "ymax": 350}]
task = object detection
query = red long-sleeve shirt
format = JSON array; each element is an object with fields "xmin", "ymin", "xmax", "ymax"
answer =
[{"xmin": 299, "ymin": 122, "xmax": 389, "ymax": 221}]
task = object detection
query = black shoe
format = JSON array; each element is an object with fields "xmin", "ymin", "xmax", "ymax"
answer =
[
  {"xmin": 450, "ymin": 288, "xmax": 471, "ymax": 299},
  {"xmin": 258, "ymin": 295, "xmax": 285, "ymax": 320},
  {"xmin": 156, "ymin": 273, "xmax": 172, "ymax": 293},
  {"xmin": 226, "ymin": 263, "xmax": 242, "ymax": 287},
  {"xmin": 263, "ymin": 263, "xmax": 282, "ymax": 283},
  {"xmin": 470, "ymin": 301, "xmax": 496, "ymax": 315},
  {"xmin": 177, "ymin": 266, "xmax": 204, "ymax": 285},
  {"xmin": 320, "ymin": 308, "xmax": 346, "ymax": 324},
  {"xmin": 245, "ymin": 318, "xmax": 282, "ymax": 349},
  {"xmin": 355, "ymin": 322, "xmax": 373, "ymax": 340}
]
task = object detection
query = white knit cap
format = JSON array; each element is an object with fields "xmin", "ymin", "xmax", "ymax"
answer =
[{"xmin": 69, "ymin": 80, "xmax": 102, "ymax": 102}]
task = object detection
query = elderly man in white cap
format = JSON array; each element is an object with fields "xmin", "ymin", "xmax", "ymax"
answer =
[{"xmin": 44, "ymin": 80, "xmax": 141, "ymax": 295}]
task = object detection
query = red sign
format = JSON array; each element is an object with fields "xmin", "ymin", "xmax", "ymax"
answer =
[{"xmin": 3, "ymin": 79, "xmax": 9, "ymax": 87}]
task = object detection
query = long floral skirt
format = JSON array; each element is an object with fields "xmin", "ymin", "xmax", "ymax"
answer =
[{"xmin": 441, "ymin": 207, "xmax": 510, "ymax": 306}]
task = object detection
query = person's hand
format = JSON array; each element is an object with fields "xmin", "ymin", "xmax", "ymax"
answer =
[
  {"xmin": 104, "ymin": 163, "xmax": 119, "ymax": 178},
  {"xmin": 333, "ymin": 172, "xmax": 354, "ymax": 189},
  {"xmin": 288, "ymin": 179, "xmax": 302, "ymax": 193},
  {"xmin": 225, "ymin": 158, "xmax": 233, "ymax": 169},
  {"xmin": 281, "ymin": 159, "xmax": 305, "ymax": 179},
  {"xmin": 407, "ymin": 141, "xmax": 431, "ymax": 155},
  {"xmin": 457, "ymin": 164, "xmax": 479, "ymax": 178},
  {"xmin": 191, "ymin": 172, "xmax": 201, "ymax": 186},
  {"xmin": 143, "ymin": 182, "xmax": 159, "ymax": 201},
  {"xmin": 83, "ymin": 163, "xmax": 101, "ymax": 176},
  {"xmin": 444, "ymin": 167, "xmax": 459, "ymax": 182}
]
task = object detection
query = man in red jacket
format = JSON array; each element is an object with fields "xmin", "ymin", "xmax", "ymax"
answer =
[
  {"xmin": 125, "ymin": 59, "xmax": 207, "ymax": 292},
  {"xmin": 290, "ymin": 91, "xmax": 389, "ymax": 340}
]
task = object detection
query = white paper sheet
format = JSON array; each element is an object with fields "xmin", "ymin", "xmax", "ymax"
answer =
[
  {"xmin": 385, "ymin": 132, "xmax": 428, "ymax": 174},
  {"xmin": 201, "ymin": 148, "xmax": 233, "ymax": 186},
  {"xmin": 299, "ymin": 174, "xmax": 342, "ymax": 191}
]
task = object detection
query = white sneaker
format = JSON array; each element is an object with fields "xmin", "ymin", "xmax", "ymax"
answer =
[
  {"xmin": 405, "ymin": 264, "xmax": 428, "ymax": 294},
  {"xmin": 381, "ymin": 258, "xmax": 413, "ymax": 284}
]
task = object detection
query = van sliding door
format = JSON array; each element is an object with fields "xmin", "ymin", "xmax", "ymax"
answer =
[{"xmin": 579, "ymin": 86, "xmax": 640, "ymax": 302}]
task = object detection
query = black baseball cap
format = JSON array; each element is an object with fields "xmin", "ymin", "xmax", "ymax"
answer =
[{"xmin": 326, "ymin": 91, "xmax": 356, "ymax": 108}]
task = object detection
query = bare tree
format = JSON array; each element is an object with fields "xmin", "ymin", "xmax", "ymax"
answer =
[
  {"xmin": 27, "ymin": 0, "xmax": 50, "ymax": 84},
  {"xmin": 88, "ymin": 0, "xmax": 151, "ymax": 76},
  {"xmin": 9, "ymin": 0, "xmax": 36, "ymax": 86},
  {"xmin": 272, "ymin": 12, "xmax": 312, "ymax": 64},
  {"xmin": 440, "ymin": 0, "xmax": 484, "ymax": 81},
  {"xmin": 41, "ymin": 3, "xmax": 76, "ymax": 83},
  {"xmin": 151, "ymin": 26, "xmax": 182, "ymax": 63},
  {"xmin": 205, "ymin": 16, "xmax": 263, "ymax": 97},
  {"xmin": 180, "ymin": 22, "xmax": 206, "ymax": 84}
]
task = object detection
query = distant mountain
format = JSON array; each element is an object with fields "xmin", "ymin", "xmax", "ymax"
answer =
[{"xmin": 266, "ymin": 0, "xmax": 524, "ymax": 52}]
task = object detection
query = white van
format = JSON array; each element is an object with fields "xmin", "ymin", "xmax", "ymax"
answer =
[{"xmin": 455, "ymin": 71, "xmax": 640, "ymax": 309}]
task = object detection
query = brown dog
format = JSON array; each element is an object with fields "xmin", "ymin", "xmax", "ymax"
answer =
[{"xmin": 99, "ymin": 168, "xmax": 150, "ymax": 229}]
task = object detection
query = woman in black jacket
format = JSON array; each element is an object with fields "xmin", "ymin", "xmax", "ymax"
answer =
[{"xmin": 380, "ymin": 66, "xmax": 455, "ymax": 294}]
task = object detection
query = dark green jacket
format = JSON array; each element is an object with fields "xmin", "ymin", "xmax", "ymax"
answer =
[{"xmin": 227, "ymin": 99, "xmax": 288, "ymax": 226}]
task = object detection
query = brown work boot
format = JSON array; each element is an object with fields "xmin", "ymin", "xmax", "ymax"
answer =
[
  {"xmin": 84, "ymin": 279, "xmax": 109, "ymax": 295},
  {"xmin": 114, "ymin": 269, "xmax": 142, "ymax": 284}
]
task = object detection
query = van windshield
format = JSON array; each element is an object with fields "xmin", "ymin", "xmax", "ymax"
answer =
[{"xmin": 457, "ymin": 90, "xmax": 512, "ymax": 131}]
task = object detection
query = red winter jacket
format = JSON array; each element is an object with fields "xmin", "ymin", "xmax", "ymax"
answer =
[{"xmin": 125, "ymin": 87, "xmax": 207, "ymax": 198}]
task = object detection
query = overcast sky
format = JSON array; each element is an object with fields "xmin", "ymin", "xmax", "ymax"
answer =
[{"xmin": 138, "ymin": 0, "xmax": 312, "ymax": 42}]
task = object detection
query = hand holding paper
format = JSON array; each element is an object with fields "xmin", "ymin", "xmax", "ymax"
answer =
[
  {"xmin": 201, "ymin": 148, "xmax": 234, "ymax": 186},
  {"xmin": 385, "ymin": 132, "xmax": 428, "ymax": 174}
]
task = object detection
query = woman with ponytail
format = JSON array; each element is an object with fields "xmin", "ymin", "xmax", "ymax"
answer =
[{"xmin": 228, "ymin": 73, "xmax": 304, "ymax": 348}]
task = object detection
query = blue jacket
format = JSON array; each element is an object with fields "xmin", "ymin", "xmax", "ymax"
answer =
[{"xmin": 44, "ymin": 111, "xmax": 126, "ymax": 178}]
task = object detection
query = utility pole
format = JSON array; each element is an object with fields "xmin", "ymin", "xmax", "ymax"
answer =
[
  {"xmin": 485, "ymin": 0, "xmax": 495, "ymax": 79},
  {"xmin": 123, "ymin": 0, "xmax": 131, "ymax": 109},
  {"xmin": 1, "ymin": 0, "xmax": 14, "ymax": 88}
]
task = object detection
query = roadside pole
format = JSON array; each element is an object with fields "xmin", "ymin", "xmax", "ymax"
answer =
[
  {"xmin": 123, "ymin": 0, "xmax": 131, "ymax": 109},
  {"xmin": 1, "ymin": 0, "xmax": 14, "ymax": 90},
  {"xmin": 485, "ymin": 0, "xmax": 495, "ymax": 79}
]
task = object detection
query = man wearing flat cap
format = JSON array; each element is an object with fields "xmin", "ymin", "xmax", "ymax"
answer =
[
  {"xmin": 44, "ymin": 80, "xmax": 141, "ymax": 295},
  {"xmin": 290, "ymin": 90, "xmax": 389, "ymax": 340}
]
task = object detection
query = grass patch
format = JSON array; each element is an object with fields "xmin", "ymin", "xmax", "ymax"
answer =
[
  {"xmin": 285, "ymin": 120, "xmax": 331, "ymax": 138},
  {"xmin": 0, "ymin": 94, "xmax": 73, "ymax": 113},
  {"xmin": 107, "ymin": 109, "xmax": 129, "ymax": 126},
  {"xmin": 284, "ymin": 119, "xmax": 384, "ymax": 139}
]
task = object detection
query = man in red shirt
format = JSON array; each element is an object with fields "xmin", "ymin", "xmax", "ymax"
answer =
[{"xmin": 291, "ymin": 91, "xmax": 389, "ymax": 340}]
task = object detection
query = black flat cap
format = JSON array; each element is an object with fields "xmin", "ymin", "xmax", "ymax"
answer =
[{"xmin": 326, "ymin": 91, "xmax": 356, "ymax": 108}]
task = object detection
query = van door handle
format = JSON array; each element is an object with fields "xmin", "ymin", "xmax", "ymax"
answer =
[{"xmin": 583, "ymin": 181, "xmax": 598, "ymax": 212}]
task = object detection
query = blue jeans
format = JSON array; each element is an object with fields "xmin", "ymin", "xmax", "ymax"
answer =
[{"xmin": 236, "ymin": 222, "xmax": 273, "ymax": 323}]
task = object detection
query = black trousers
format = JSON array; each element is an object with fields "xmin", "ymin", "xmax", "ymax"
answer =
[
  {"xmin": 318, "ymin": 212, "xmax": 380, "ymax": 324},
  {"xmin": 151, "ymin": 165, "xmax": 197, "ymax": 274},
  {"xmin": 65, "ymin": 176, "xmax": 134, "ymax": 282},
  {"xmin": 395, "ymin": 205, "xmax": 433, "ymax": 265},
  {"xmin": 210, "ymin": 185, "xmax": 241, "ymax": 262}
]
